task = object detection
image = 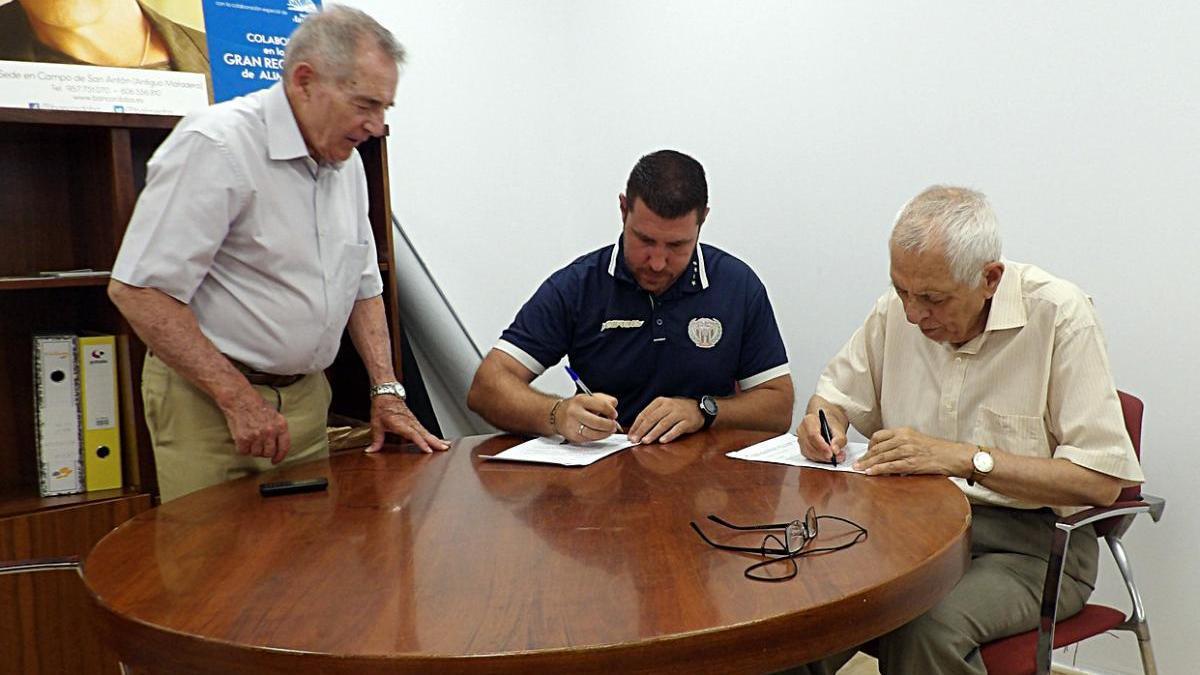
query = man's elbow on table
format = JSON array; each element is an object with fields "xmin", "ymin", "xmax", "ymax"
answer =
[
  {"xmin": 761, "ymin": 404, "xmax": 793, "ymax": 434},
  {"xmin": 744, "ymin": 375, "xmax": 795, "ymax": 434}
]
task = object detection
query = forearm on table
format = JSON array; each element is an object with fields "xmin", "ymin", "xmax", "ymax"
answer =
[
  {"xmin": 347, "ymin": 295, "xmax": 398, "ymax": 386},
  {"xmin": 107, "ymin": 280, "xmax": 253, "ymax": 409},
  {"xmin": 712, "ymin": 375, "xmax": 794, "ymax": 433},
  {"xmin": 467, "ymin": 352, "xmax": 559, "ymax": 437},
  {"xmin": 973, "ymin": 448, "xmax": 1124, "ymax": 507}
]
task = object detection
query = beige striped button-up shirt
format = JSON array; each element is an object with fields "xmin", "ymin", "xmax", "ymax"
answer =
[{"xmin": 816, "ymin": 261, "xmax": 1143, "ymax": 514}]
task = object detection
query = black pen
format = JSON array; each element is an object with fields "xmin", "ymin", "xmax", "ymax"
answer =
[{"xmin": 818, "ymin": 409, "xmax": 837, "ymax": 466}]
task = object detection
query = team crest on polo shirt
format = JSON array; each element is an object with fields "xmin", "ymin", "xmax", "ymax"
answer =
[{"xmin": 688, "ymin": 317, "xmax": 722, "ymax": 348}]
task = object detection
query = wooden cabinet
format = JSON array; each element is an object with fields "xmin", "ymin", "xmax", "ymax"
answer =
[{"xmin": 0, "ymin": 107, "xmax": 434, "ymax": 674}]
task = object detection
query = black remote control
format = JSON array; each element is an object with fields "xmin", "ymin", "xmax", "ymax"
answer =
[{"xmin": 259, "ymin": 477, "xmax": 329, "ymax": 497}]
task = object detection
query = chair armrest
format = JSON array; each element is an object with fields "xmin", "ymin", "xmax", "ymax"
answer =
[
  {"xmin": 1141, "ymin": 493, "xmax": 1165, "ymax": 522},
  {"xmin": 1035, "ymin": 494, "xmax": 1165, "ymax": 673},
  {"xmin": 1056, "ymin": 500, "xmax": 1153, "ymax": 533}
]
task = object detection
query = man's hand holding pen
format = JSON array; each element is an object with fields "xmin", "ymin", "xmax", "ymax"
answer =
[
  {"xmin": 796, "ymin": 407, "xmax": 848, "ymax": 464},
  {"xmin": 558, "ymin": 365, "xmax": 624, "ymax": 443},
  {"xmin": 555, "ymin": 393, "xmax": 621, "ymax": 443}
]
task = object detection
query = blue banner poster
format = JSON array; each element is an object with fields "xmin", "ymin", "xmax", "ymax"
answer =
[{"xmin": 202, "ymin": 0, "xmax": 320, "ymax": 103}]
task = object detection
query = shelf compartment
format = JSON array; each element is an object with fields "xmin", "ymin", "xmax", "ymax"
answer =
[
  {"xmin": 0, "ymin": 107, "xmax": 179, "ymax": 129},
  {"xmin": 0, "ymin": 485, "xmax": 148, "ymax": 521},
  {"xmin": 0, "ymin": 274, "xmax": 111, "ymax": 291}
]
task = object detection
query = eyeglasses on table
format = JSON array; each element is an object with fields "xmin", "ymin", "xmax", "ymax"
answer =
[{"xmin": 690, "ymin": 506, "xmax": 869, "ymax": 582}]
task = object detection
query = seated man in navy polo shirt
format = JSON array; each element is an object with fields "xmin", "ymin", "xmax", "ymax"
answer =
[{"xmin": 467, "ymin": 149, "xmax": 794, "ymax": 444}]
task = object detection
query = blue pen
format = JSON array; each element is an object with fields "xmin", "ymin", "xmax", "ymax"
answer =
[
  {"xmin": 565, "ymin": 366, "xmax": 623, "ymax": 432},
  {"xmin": 564, "ymin": 366, "xmax": 594, "ymax": 396}
]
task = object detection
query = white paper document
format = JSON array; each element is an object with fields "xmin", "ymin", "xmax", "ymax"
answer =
[
  {"xmin": 481, "ymin": 434, "xmax": 636, "ymax": 467},
  {"xmin": 726, "ymin": 434, "xmax": 869, "ymax": 473}
]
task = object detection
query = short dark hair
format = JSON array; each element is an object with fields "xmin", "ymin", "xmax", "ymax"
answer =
[{"xmin": 625, "ymin": 150, "xmax": 708, "ymax": 222}]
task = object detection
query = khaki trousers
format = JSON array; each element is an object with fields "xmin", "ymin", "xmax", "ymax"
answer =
[
  {"xmin": 142, "ymin": 354, "xmax": 331, "ymax": 502},
  {"xmin": 782, "ymin": 505, "xmax": 1099, "ymax": 675}
]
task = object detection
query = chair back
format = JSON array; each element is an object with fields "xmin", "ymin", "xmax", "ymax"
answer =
[
  {"xmin": 980, "ymin": 389, "xmax": 1157, "ymax": 675},
  {"xmin": 1116, "ymin": 390, "xmax": 1143, "ymax": 503},
  {"xmin": 1090, "ymin": 390, "xmax": 1146, "ymax": 539}
]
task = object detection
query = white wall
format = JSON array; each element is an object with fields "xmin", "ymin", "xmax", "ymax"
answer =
[{"xmin": 348, "ymin": 2, "xmax": 1198, "ymax": 672}]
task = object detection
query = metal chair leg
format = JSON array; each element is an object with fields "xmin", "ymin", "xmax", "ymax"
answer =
[
  {"xmin": 1034, "ymin": 525, "xmax": 1073, "ymax": 675},
  {"xmin": 1109, "ymin": 535, "xmax": 1158, "ymax": 675},
  {"xmin": 1133, "ymin": 618, "xmax": 1157, "ymax": 675}
]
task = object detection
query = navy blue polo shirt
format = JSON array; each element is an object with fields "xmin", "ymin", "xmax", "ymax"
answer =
[{"xmin": 496, "ymin": 238, "xmax": 790, "ymax": 429}]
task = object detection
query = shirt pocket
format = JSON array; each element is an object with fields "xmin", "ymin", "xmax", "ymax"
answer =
[
  {"xmin": 976, "ymin": 406, "xmax": 1050, "ymax": 458},
  {"xmin": 336, "ymin": 241, "xmax": 372, "ymax": 299}
]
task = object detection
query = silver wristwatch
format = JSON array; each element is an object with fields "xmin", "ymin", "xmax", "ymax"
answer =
[
  {"xmin": 369, "ymin": 381, "xmax": 407, "ymax": 399},
  {"xmin": 698, "ymin": 395, "xmax": 719, "ymax": 430}
]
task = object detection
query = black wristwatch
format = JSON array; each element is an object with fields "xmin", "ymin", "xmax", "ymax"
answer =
[{"xmin": 698, "ymin": 395, "xmax": 719, "ymax": 430}]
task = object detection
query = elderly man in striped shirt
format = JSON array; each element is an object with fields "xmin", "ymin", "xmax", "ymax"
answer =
[{"xmin": 791, "ymin": 185, "xmax": 1143, "ymax": 675}]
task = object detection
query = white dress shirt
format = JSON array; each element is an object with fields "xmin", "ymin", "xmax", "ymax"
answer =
[
  {"xmin": 113, "ymin": 82, "xmax": 383, "ymax": 374},
  {"xmin": 816, "ymin": 261, "xmax": 1143, "ymax": 514}
]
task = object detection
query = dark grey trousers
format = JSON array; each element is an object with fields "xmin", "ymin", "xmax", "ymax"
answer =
[{"xmin": 782, "ymin": 504, "xmax": 1098, "ymax": 675}]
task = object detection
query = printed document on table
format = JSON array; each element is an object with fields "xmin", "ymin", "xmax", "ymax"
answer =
[
  {"xmin": 726, "ymin": 434, "xmax": 869, "ymax": 473},
  {"xmin": 481, "ymin": 434, "xmax": 636, "ymax": 467}
]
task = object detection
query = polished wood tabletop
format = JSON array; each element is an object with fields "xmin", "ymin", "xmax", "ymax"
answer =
[{"xmin": 82, "ymin": 430, "xmax": 971, "ymax": 674}]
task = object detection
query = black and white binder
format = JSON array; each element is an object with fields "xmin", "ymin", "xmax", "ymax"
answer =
[{"xmin": 33, "ymin": 333, "xmax": 84, "ymax": 496}]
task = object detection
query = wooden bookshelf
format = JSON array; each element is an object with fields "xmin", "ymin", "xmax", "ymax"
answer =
[
  {"xmin": 0, "ymin": 106, "xmax": 435, "ymax": 674},
  {"xmin": 0, "ymin": 274, "xmax": 111, "ymax": 290},
  {"xmin": 0, "ymin": 485, "xmax": 145, "ymax": 520}
]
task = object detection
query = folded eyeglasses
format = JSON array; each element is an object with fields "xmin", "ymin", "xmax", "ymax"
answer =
[{"xmin": 690, "ymin": 506, "xmax": 868, "ymax": 582}]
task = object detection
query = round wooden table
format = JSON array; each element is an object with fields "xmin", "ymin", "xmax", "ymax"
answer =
[{"xmin": 83, "ymin": 430, "xmax": 970, "ymax": 674}]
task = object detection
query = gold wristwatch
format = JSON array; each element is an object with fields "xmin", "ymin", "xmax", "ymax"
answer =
[{"xmin": 967, "ymin": 445, "xmax": 993, "ymax": 486}]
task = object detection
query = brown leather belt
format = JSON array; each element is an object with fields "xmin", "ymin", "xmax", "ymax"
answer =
[{"xmin": 226, "ymin": 357, "xmax": 305, "ymax": 388}]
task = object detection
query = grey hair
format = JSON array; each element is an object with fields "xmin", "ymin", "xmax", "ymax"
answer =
[
  {"xmin": 890, "ymin": 185, "xmax": 1002, "ymax": 288},
  {"xmin": 283, "ymin": 5, "xmax": 405, "ymax": 83}
]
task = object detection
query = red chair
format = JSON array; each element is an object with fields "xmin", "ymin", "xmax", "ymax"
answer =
[{"xmin": 980, "ymin": 390, "xmax": 1165, "ymax": 675}]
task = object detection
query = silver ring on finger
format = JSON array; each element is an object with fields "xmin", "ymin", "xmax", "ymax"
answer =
[{"xmin": 578, "ymin": 422, "xmax": 586, "ymax": 437}]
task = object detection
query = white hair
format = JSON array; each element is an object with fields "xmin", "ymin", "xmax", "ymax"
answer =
[
  {"xmin": 890, "ymin": 185, "xmax": 1002, "ymax": 287},
  {"xmin": 283, "ymin": 5, "xmax": 405, "ymax": 83}
]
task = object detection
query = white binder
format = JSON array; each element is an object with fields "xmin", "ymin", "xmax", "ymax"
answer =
[{"xmin": 33, "ymin": 333, "xmax": 84, "ymax": 496}]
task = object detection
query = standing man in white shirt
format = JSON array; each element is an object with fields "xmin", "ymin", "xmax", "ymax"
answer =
[
  {"xmin": 788, "ymin": 186, "xmax": 1143, "ymax": 674},
  {"xmin": 109, "ymin": 6, "xmax": 446, "ymax": 503}
]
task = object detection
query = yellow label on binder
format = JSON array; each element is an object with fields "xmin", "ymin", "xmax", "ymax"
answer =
[{"xmin": 79, "ymin": 334, "xmax": 123, "ymax": 492}]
